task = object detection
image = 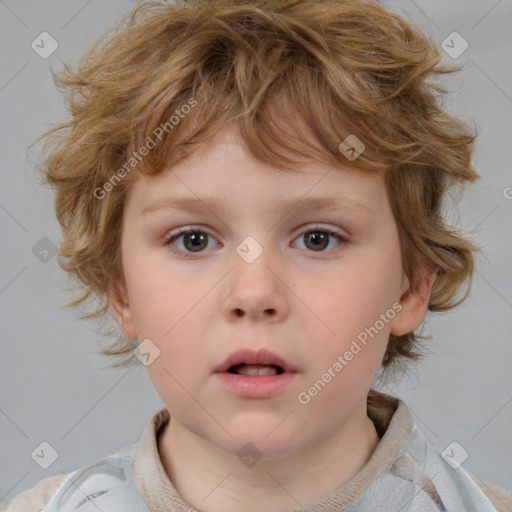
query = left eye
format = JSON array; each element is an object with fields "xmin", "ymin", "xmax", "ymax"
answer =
[
  {"xmin": 293, "ymin": 227, "xmax": 346, "ymax": 252},
  {"xmin": 163, "ymin": 226, "xmax": 346, "ymax": 256}
]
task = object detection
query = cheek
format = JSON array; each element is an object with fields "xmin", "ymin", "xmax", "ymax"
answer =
[
  {"xmin": 123, "ymin": 247, "xmax": 187, "ymax": 336},
  {"xmin": 295, "ymin": 249, "xmax": 401, "ymax": 378},
  {"xmin": 121, "ymin": 242, "xmax": 214, "ymax": 376},
  {"xmin": 136, "ymin": 309, "xmax": 210, "ymax": 416}
]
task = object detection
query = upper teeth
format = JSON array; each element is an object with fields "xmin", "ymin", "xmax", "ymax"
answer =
[{"xmin": 234, "ymin": 364, "xmax": 279, "ymax": 376}]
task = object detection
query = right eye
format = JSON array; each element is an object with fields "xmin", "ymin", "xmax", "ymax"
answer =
[{"xmin": 163, "ymin": 228, "xmax": 220, "ymax": 258}]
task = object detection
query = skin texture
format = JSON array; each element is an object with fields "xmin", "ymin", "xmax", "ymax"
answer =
[{"xmin": 109, "ymin": 125, "xmax": 435, "ymax": 512}]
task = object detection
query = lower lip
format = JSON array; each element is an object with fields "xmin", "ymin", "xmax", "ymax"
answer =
[{"xmin": 215, "ymin": 372, "xmax": 297, "ymax": 398}]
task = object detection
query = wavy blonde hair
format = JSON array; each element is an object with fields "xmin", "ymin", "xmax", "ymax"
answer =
[{"xmin": 35, "ymin": 0, "xmax": 479, "ymax": 381}]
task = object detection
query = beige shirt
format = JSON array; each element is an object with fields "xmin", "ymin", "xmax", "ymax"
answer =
[{"xmin": 4, "ymin": 390, "xmax": 511, "ymax": 511}]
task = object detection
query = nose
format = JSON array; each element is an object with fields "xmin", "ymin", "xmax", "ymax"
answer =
[{"xmin": 222, "ymin": 247, "xmax": 290, "ymax": 323}]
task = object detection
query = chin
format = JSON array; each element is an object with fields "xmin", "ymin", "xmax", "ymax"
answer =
[{"xmin": 214, "ymin": 425, "xmax": 306, "ymax": 463}]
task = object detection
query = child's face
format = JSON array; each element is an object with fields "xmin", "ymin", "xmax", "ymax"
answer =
[{"xmin": 112, "ymin": 125, "xmax": 414, "ymax": 459}]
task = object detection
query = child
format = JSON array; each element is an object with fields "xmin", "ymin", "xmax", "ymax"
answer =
[{"xmin": 5, "ymin": 0, "xmax": 511, "ymax": 510}]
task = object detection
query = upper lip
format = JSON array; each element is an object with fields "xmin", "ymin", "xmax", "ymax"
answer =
[{"xmin": 214, "ymin": 348, "xmax": 298, "ymax": 373}]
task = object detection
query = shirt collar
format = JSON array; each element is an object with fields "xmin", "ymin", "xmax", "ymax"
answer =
[{"xmin": 133, "ymin": 390, "xmax": 414, "ymax": 512}]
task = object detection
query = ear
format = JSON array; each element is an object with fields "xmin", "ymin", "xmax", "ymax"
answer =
[
  {"xmin": 107, "ymin": 279, "xmax": 138, "ymax": 341},
  {"xmin": 390, "ymin": 260, "xmax": 437, "ymax": 337}
]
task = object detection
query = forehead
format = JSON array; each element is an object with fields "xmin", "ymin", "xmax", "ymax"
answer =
[{"xmin": 125, "ymin": 124, "xmax": 388, "ymax": 217}]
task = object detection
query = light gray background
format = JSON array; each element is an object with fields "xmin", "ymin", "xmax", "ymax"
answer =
[{"xmin": 1, "ymin": 0, "xmax": 511, "ymax": 506}]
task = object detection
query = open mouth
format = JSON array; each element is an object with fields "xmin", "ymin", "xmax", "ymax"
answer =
[
  {"xmin": 216, "ymin": 352, "xmax": 297, "ymax": 397},
  {"xmin": 227, "ymin": 364, "xmax": 285, "ymax": 376}
]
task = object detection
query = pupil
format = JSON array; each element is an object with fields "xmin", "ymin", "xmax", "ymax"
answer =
[
  {"xmin": 307, "ymin": 232, "xmax": 328, "ymax": 251},
  {"xmin": 185, "ymin": 232, "xmax": 207, "ymax": 251}
]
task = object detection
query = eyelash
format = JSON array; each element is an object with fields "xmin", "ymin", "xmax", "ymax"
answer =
[{"xmin": 162, "ymin": 225, "xmax": 347, "ymax": 260}]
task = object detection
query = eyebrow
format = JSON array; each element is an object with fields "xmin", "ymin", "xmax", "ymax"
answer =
[{"xmin": 141, "ymin": 195, "xmax": 370, "ymax": 216}]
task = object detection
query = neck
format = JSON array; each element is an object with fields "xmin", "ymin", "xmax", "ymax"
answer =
[{"xmin": 158, "ymin": 405, "xmax": 380, "ymax": 512}]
